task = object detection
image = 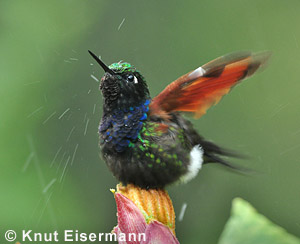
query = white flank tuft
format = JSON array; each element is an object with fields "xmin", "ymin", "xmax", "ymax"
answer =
[{"xmin": 180, "ymin": 145, "xmax": 204, "ymax": 183}]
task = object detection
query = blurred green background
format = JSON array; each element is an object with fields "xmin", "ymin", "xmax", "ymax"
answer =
[{"xmin": 1, "ymin": 0, "xmax": 300, "ymax": 243}]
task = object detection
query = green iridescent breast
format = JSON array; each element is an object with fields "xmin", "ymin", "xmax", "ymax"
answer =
[{"xmin": 109, "ymin": 62, "xmax": 136, "ymax": 73}]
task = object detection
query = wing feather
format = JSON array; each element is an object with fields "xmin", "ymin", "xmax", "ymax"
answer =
[{"xmin": 149, "ymin": 51, "xmax": 271, "ymax": 119}]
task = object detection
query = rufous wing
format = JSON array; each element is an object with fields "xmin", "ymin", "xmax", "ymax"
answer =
[{"xmin": 149, "ymin": 51, "xmax": 271, "ymax": 119}]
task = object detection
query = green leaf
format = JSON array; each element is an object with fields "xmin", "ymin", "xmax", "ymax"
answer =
[{"xmin": 218, "ymin": 198, "xmax": 300, "ymax": 244}]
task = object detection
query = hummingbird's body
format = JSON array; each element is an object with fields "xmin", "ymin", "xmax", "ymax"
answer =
[
  {"xmin": 89, "ymin": 51, "xmax": 270, "ymax": 189},
  {"xmin": 100, "ymin": 105, "xmax": 203, "ymax": 188}
]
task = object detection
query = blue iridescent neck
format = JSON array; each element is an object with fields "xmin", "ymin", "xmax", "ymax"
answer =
[
  {"xmin": 99, "ymin": 99, "xmax": 151, "ymax": 152},
  {"xmin": 110, "ymin": 99, "xmax": 150, "ymax": 117}
]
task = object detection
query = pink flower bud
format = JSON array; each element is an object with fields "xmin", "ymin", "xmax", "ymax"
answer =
[{"xmin": 112, "ymin": 184, "xmax": 179, "ymax": 244}]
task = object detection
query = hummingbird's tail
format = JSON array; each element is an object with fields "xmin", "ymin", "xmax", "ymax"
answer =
[{"xmin": 201, "ymin": 140, "xmax": 253, "ymax": 174}]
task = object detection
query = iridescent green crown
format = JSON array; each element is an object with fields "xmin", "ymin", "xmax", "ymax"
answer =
[{"xmin": 109, "ymin": 62, "xmax": 136, "ymax": 73}]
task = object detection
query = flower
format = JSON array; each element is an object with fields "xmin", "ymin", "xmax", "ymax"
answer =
[{"xmin": 112, "ymin": 184, "xmax": 180, "ymax": 244}]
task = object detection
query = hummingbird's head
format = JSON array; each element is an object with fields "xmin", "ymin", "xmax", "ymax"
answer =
[{"xmin": 89, "ymin": 51, "xmax": 150, "ymax": 113}]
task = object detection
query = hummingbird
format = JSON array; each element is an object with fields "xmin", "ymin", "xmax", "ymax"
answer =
[{"xmin": 89, "ymin": 50, "xmax": 270, "ymax": 189}]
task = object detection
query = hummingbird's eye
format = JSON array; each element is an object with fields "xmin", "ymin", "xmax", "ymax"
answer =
[{"xmin": 127, "ymin": 74, "xmax": 138, "ymax": 84}]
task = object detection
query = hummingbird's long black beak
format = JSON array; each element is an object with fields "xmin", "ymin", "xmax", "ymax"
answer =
[{"xmin": 88, "ymin": 50, "xmax": 116, "ymax": 76}]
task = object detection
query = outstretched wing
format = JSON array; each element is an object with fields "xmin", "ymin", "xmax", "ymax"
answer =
[{"xmin": 149, "ymin": 51, "xmax": 271, "ymax": 119}]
